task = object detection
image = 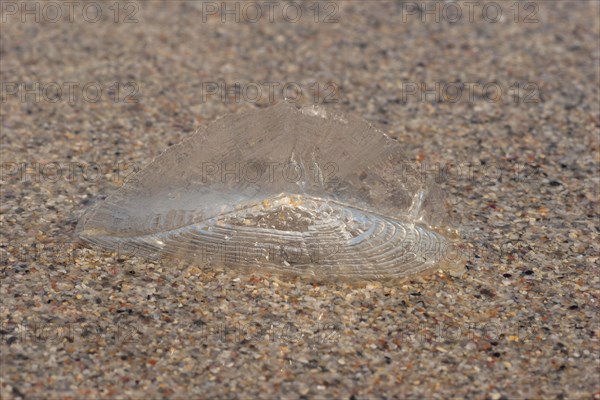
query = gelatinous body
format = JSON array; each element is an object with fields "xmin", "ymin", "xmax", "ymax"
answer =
[{"xmin": 77, "ymin": 102, "xmax": 461, "ymax": 279}]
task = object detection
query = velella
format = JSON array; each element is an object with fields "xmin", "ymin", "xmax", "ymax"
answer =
[{"xmin": 77, "ymin": 102, "xmax": 463, "ymax": 280}]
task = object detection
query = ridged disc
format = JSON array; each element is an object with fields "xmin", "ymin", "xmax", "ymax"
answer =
[{"xmin": 77, "ymin": 103, "xmax": 461, "ymax": 279}]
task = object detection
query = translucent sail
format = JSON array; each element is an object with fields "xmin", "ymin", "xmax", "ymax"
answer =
[{"xmin": 77, "ymin": 102, "xmax": 462, "ymax": 279}]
